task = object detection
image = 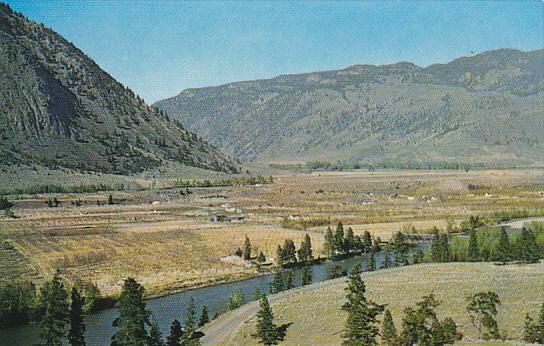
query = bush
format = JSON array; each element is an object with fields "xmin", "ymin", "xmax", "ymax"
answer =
[{"xmin": 0, "ymin": 197, "xmax": 13, "ymax": 210}]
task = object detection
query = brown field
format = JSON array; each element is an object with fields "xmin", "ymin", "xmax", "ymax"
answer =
[{"xmin": 1, "ymin": 169, "xmax": 544, "ymax": 296}]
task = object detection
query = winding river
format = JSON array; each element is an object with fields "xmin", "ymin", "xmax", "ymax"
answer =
[{"xmin": 3, "ymin": 217, "xmax": 540, "ymax": 345}]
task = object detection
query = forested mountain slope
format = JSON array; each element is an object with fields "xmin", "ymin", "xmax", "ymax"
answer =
[
  {"xmin": 0, "ymin": 3, "xmax": 238, "ymax": 174},
  {"xmin": 156, "ymin": 49, "xmax": 544, "ymax": 167}
]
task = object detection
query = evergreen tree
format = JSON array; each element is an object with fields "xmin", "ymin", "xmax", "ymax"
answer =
[
  {"xmin": 297, "ymin": 234, "xmax": 313, "ymax": 263},
  {"xmin": 323, "ymin": 227, "xmax": 336, "ymax": 258},
  {"xmin": 345, "ymin": 227, "xmax": 355, "ymax": 253},
  {"xmin": 108, "ymin": 194, "xmax": 114, "ymax": 205},
  {"xmin": 412, "ymin": 249, "xmax": 425, "ymax": 264},
  {"xmin": 300, "ymin": 266, "xmax": 313, "ymax": 286},
  {"xmin": 284, "ymin": 270, "xmax": 294, "ymax": 290},
  {"xmin": 198, "ymin": 305, "xmax": 209, "ymax": 327},
  {"xmin": 252, "ymin": 296, "xmax": 279, "ymax": 345},
  {"xmin": 430, "ymin": 228, "xmax": 441, "ymax": 262},
  {"xmin": 111, "ymin": 278, "xmax": 151, "ymax": 346},
  {"xmin": 523, "ymin": 303, "xmax": 544, "ymax": 344},
  {"xmin": 149, "ymin": 320, "xmax": 164, "ymax": 346},
  {"xmin": 334, "ymin": 222, "xmax": 346, "ymax": 254},
  {"xmin": 68, "ymin": 287, "xmax": 86, "ymax": 346},
  {"xmin": 282, "ymin": 239, "xmax": 297, "ymax": 264},
  {"xmin": 495, "ymin": 228, "xmax": 511, "ymax": 263},
  {"xmin": 466, "ymin": 291, "xmax": 501, "ymax": 340},
  {"xmin": 234, "ymin": 247, "xmax": 243, "ymax": 257},
  {"xmin": 353, "ymin": 235, "xmax": 364, "ymax": 253},
  {"xmin": 182, "ymin": 297, "xmax": 196, "ymax": 342},
  {"xmin": 381, "ymin": 309, "xmax": 397, "ymax": 346},
  {"xmin": 40, "ymin": 272, "xmax": 69, "ymax": 346},
  {"xmin": 367, "ymin": 250, "xmax": 376, "ymax": 272},
  {"xmin": 381, "ymin": 246, "xmax": 392, "ymax": 269},
  {"xmin": 372, "ymin": 237, "xmax": 382, "ymax": 253},
  {"xmin": 275, "ymin": 245, "xmax": 284, "ymax": 267},
  {"xmin": 468, "ymin": 229, "xmax": 480, "ymax": 261},
  {"xmin": 391, "ymin": 232, "xmax": 409, "ymax": 266},
  {"xmin": 514, "ymin": 227, "xmax": 540, "ymax": 263},
  {"xmin": 362, "ymin": 231, "xmax": 372, "ymax": 253},
  {"xmin": 257, "ymin": 251, "xmax": 266, "ymax": 263},
  {"xmin": 270, "ymin": 271, "xmax": 284, "ymax": 294},
  {"xmin": 228, "ymin": 290, "xmax": 245, "ymax": 310},
  {"xmin": 342, "ymin": 264, "xmax": 383, "ymax": 345},
  {"xmin": 166, "ymin": 320, "xmax": 183, "ymax": 346},
  {"xmin": 400, "ymin": 293, "xmax": 461, "ymax": 345},
  {"xmin": 243, "ymin": 235, "xmax": 252, "ymax": 260},
  {"xmin": 439, "ymin": 233, "xmax": 450, "ymax": 263}
]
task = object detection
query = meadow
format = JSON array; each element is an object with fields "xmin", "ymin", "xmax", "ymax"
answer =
[
  {"xmin": 1, "ymin": 169, "xmax": 544, "ymax": 297},
  {"xmin": 224, "ymin": 262, "xmax": 544, "ymax": 345}
]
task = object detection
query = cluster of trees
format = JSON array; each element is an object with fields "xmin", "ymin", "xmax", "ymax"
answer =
[
  {"xmin": 268, "ymin": 265, "xmax": 313, "ymax": 294},
  {"xmin": 173, "ymin": 175, "xmax": 273, "ymax": 189},
  {"xmin": 0, "ymin": 196, "xmax": 13, "ymax": 210},
  {"xmin": 111, "ymin": 278, "xmax": 208, "ymax": 346},
  {"xmin": 431, "ymin": 225, "xmax": 543, "ymax": 264},
  {"xmin": 0, "ymin": 276, "xmax": 102, "ymax": 332},
  {"xmin": 274, "ymin": 234, "xmax": 314, "ymax": 267},
  {"xmin": 524, "ymin": 303, "xmax": 544, "ymax": 344},
  {"xmin": 323, "ymin": 222, "xmax": 380, "ymax": 258},
  {"xmin": 0, "ymin": 183, "xmax": 135, "ymax": 196}
]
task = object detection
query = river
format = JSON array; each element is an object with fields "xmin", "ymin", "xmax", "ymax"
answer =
[
  {"xmin": 4, "ymin": 216, "xmax": 540, "ymax": 345},
  {"xmin": 1, "ymin": 247, "xmax": 416, "ymax": 346}
]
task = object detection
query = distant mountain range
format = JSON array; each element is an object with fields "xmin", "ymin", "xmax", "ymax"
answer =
[
  {"xmin": 0, "ymin": 3, "xmax": 238, "ymax": 175},
  {"xmin": 156, "ymin": 49, "xmax": 544, "ymax": 168}
]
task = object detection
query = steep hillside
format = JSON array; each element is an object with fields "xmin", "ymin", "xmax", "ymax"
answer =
[
  {"xmin": 156, "ymin": 49, "xmax": 544, "ymax": 168},
  {"xmin": 0, "ymin": 3, "xmax": 238, "ymax": 175}
]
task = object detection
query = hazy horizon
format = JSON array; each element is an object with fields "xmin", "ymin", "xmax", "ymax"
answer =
[{"xmin": 5, "ymin": 0, "xmax": 543, "ymax": 103}]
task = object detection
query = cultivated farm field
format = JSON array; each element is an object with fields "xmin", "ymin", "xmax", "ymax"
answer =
[{"xmin": 1, "ymin": 169, "xmax": 543, "ymax": 297}]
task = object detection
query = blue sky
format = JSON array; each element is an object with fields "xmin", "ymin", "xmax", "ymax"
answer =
[{"xmin": 6, "ymin": 1, "xmax": 544, "ymax": 103}]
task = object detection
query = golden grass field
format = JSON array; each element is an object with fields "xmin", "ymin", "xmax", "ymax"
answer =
[
  {"xmin": 1, "ymin": 169, "xmax": 544, "ymax": 297},
  {"xmin": 226, "ymin": 262, "xmax": 544, "ymax": 345}
]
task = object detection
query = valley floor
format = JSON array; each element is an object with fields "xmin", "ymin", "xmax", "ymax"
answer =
[{"xmin": 1, "ymin": 169, "xmax": 543, "ymax": 297}]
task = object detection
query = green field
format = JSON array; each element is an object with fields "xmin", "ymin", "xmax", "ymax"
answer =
[{"xmin": 222, "ymin": 262, "xmax": 544, "ymax": 345}]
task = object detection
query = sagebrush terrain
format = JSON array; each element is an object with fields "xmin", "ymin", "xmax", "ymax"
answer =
[{"xmin": 156, "ymin": 49, "xmax": 544, "ymax": 167}]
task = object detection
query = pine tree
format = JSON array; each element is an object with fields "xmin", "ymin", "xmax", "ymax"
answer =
[
  {"xmin": 381, "ymin": 309, "xmax": 397, "ymax": 346},
  {"xmin": 228, "ymin": 289, "xmax": 245, "ymax": 310},
  {"xmin": 198, "ymin": 305, "xmax": 209, "ymax": 327},
  {"xmin": 111, "ymin": 278, "xmax": 151, "ymax": 346},
  {"xmin": 68, "ymin": 287, "xmax": 86, "ymax": 346},
  {"xmin": 108, "ymin": 194, "xmax": 114, "ymax": 205},
  {"xmin": 523, "ymin": 303, "xmax": 544, "ymax": 344},
  {"xmin": 40, "ymin": 272, "xmax": 69, "ymax": 346},
  {"xmin": 182, "ymin": 297, "xmax": 196, "ymax": 342},
  {"xmin": 284, "ymin": 270, "xmax": 294, "ymax": 290},
  {"xmin": 275, "ymin": 245, "xmax": 284, "ymax": 267},
  {"xmin": 323, "ymin": 227, "xmax": 336, "ymax": 258},
  {"xmin": 468, "ymin": 229, "xmax": 480, "ymax": 261},
  {"xmin": 234, "ymin": 247, "xmax": 243, "ymax": 257},
  {"xmin": 166, "ymin": 320, "xmax": 183, "ymax": 346},
  {"xmin": 342, "ymin": 264, "xmax": 383, "ymax": 345},
  {"xmin": 495, "ymin": 228, "xmax": 511, "ymax": 263},
  {"xmin": 362, "ymin": 231, "xmax": 372, "ymax": 253},
  {"xmin": 466, "ymin": 291, "xmax": 501, "ymax": 340},
  {"xmin": 282, "ymin": 239, "xmax": 297, "ymax": 264},
  {"xmin": 149, "ymin": 320, "xmax": 165, "ymax": 346},
  {"xmin": 257, "ymin": 251, "xmax": 266, "ymax": 263},
  {"xmin": 367, "ymin": 250, "xmax": 376, "ymax": 271},
  {"xmin": 439, "ymin": 233, "xmax": 450, "ymax": 262},
  {"xmin": 345, "ymin": 227, "xmax": 355, "ymax": 253},
  {"xmin": 252, "ymin": 296, "xmax": 279, "ymax": 345},
  {"xmin": 297, "ymin": 234, "xmax": 313, "ymax": 263},
  {"xmin": 381, "ymin": 246, "xmax": 392, "ymax": 269},
  {"xmin": 514, "ymin": 227, "xmax": 540, "ymax": 263},
  {"xmin": 243, "ymin": 235, "xmax": 252, "ymax": 260},
  {"xmin": 300, "ymin": 266, "xmax": 313, "ymax": 286},
  {"xmin": 270, "ymin": 271, "xmax": 284, "ymax": 294},
  {"xmin": 390, "ymin": 232, "xmax": 408, "ymax": 266},
  {"xmin": 334, "ymin": 222, "xmax": 346, "ymax": 254}
]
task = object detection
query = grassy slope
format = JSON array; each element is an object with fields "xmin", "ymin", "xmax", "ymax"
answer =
[{"xmin": 227, "ymin": 262, "xmax": 544, "ymax": 345}]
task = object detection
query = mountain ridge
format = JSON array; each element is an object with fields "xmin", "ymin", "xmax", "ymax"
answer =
[
  {"xmin": 155, "ymin": 48, "xmax": 544, "ymax": 167},
  {"xmin": 0, "ymin": 3, "xmax": 239, "ymax": 175}
]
